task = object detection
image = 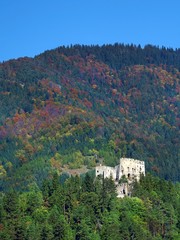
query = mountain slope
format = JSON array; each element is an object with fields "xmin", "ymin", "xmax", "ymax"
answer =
[{"xmin": 0, "ymin": 44, "xmax": 179, "ymax": 190}]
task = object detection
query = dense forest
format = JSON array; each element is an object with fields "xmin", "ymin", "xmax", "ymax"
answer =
[
  {"xmin": 0, "ymin": 173, "xmax": 180, "ymax": 239},
  {"xmin": 0, "ymin": 44, "xmax": 179, "ymax": 191},
  {"xmin": 0, "ymin": 43, "xmax": 180, "ymax": 239}
]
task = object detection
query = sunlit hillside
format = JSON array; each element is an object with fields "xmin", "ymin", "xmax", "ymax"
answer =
[{"xmin": 0, "ymin": 44, "xmax": 179, "ymax": 190}]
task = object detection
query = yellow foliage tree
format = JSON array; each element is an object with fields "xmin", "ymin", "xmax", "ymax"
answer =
[{"xmin": 0, "ymin": 165, "xmax": 7, "ymax": 178}]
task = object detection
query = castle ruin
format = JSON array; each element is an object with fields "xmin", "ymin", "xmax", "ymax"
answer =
[{"xmin": 95, "ymin": 158, "xmax": 145, "ymax": 197}]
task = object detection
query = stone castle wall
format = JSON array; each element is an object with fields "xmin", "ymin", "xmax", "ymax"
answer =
[
  {"xmin": 95, "ymin": 158, "xmax": 145, "ymax": 197},
  {"xmin": 95, "ymin": 158, "xmax": 145, "ymax": 182},
  {"xmin": 119, "ymin": 158, "xmax": 145, "ymax": 181},
  {"xmin": 95, "ymin": 165, "xmax": 117, "ymax": 180}
]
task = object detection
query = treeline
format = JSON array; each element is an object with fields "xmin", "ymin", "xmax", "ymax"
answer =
[
  {"xmin": 0, "ymin": 173, "xmax": 179, "ymax": 239},
  {"xmin": 41, "ymin": 43, "xmax": 180, "ymax": 70}
]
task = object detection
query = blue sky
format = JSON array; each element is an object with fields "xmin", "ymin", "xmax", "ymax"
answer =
[{"xmin": 0, "ymin": 0, "xmax": 179, "ymax": 62}]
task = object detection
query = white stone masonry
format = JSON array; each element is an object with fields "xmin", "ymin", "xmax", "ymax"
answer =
[{"xmin": 95, "ymin": 158, "xmax": 145, "ymax": 197}]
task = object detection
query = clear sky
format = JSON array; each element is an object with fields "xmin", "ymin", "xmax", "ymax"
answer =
[{"xmin": 0, "ymin": 0, "xmax": 179, "ymax": 62}]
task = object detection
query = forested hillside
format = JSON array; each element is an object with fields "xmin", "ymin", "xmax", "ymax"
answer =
[{"xmin": 0, "ymin": 44, "xmax": 179, "ymax": 191}]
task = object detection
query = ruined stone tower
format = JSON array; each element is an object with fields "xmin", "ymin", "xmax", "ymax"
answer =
[
  {"xmin": 95, "ymin": 158, "xmax": 145, "ymax": 197},
  {"xmin": 96, "ymin": 158, "xmax": 145, "ymax": 181}
]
